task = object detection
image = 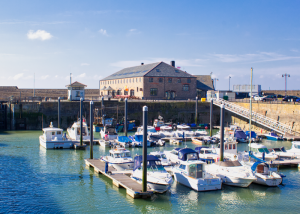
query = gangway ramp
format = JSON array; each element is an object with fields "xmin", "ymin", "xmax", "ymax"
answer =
[{"xmin": 212, "ymin": 98, "xmax": 298, "ymax": 136}]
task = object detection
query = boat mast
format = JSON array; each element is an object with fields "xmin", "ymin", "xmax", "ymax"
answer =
[{"xmin": 249, "ymin": 68, "xmax": 253, "ymax": 158}]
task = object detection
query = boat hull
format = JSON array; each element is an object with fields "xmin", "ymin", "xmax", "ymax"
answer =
[
  {"xmin": 254, "ymin": 175, "xmax": 282, "ymax": 187},
  {"xmin": 173, "ymin": 172, "xmax": 222, "ymax": 191},
  {"xmin": 108, "ymin": 162, "xmax": 134, "ymax": 171},
  {"xmin": 221, "ymin": 176, "xmax": 255, "ymax": 187},
  {"xmin": 39, "ymin": 136, "xmax": 73, "ymax": 149}
]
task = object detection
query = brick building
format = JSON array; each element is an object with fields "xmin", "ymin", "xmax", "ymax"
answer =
[{"xmin": 99, "ymin": 61, "xmax": 197, "ymax": 100}]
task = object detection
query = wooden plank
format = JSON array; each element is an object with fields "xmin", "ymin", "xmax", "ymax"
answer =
[{"xmin": 85, "ymin": 158, "xmax": 153, "ymax": 199}]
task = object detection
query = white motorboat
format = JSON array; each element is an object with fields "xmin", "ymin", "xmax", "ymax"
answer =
[
  {"xmin": 149, "ymin": 151, "xmax": 172, "ymax": 166},
  {"xmin": 67, "ymin": 119, "xmax": 91, "ymax": 141},
  {"xmin": 100, "ymin": 126, "xmax": 118, "ymax": 141},
  {"xmin": 129, "ymin": 135, "xmax": 151, "ymax": 147},
  {"xmin": 264, "ymin": 131, "xmax": 284, "ymax": 141},
  {"xmin": 153, "ymin": 115, "xmax": 165, "ymax": 131},
  {"xmin": 247, "ymin": 143, "xmax": 278, "ymax": 161},
  {"xmin": 176, "ymin": 125, "xmax": 196, "ymax": 138},
  {"xmin": 135, "ymin": 126, "xmax": 162, "ymax": 139},
  {"xmin": 240, "ymin": 153, "xmax": 282, "ymax": 187},
  {"xmin": 172, "ymin": 148, "xmax": 222, "ymax": 191},
  {"xmin": 170, "ymin": 138, "xmax": 182, "ymax": 145},
  {"xmin": 159, "ymin": 126, "xmax": 175, "ymax": 138},
  {"xmin": 286, "ymin": 141, "xmax": 300, "ymax": 158},
  {"xmin": 39, "ymin": 122, "xmax": 73, "ymax": 149},
  {"xmin": 195, "ymin": 129, "xmax": 208, "ymax": 136},
  {"xmin": 131, "ymin": 155, "xmax": 173, "ymax": 193},
  {"xmin": 164, "ymin": 148, "xmax": 182, "ymax": 164},
  {"xmin": 269, "ymin": 147, "xmax": 296, "ymax": 159},
  {"xmin": 101, "ymin": 146, "xmax": 134, "ymax": 171},
  {"xmin": 206, "ymin": 160, "xmax": 256, "ymax": 187},
  {"xmin": 195, "ymin": 146, "xmax": 219, "ymax": 162}
]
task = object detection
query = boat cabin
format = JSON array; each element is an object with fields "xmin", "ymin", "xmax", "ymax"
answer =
[
  {"xmin": 153, "ymin": 115, "xmax": 165, "ymax": 130},
  {"xmin": 109, "ymin": 147, "xmax": 131, "ymax": 158},
  {"xmin": 249, "ymin": 143, "xmax": 270, "ymax": 154},
  {"xmin": 217, "ymin": 140, "xmax": 238, "ymax": 155},
  {"xmin": 133, "ymin": 155, "xmax": 165, "ymax": 171},
  {"xmin": 42, "ymin": 127, "xmax": 65, "ymax": 141},
  {"xmin": 291, "ymin": 141, "xmax": 300, "ymax": 149},
  {"xmin": 178, "ymin": 161, "xmax": 205, "ymax": 179},
  {"xmin": 178, "ymin": 148, "xmax": 199, "ymax": 161}
]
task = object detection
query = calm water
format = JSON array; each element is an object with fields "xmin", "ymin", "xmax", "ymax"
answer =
[{"xmin": 0, "ymin": 130, "xmax": 300, "ymax": 214}]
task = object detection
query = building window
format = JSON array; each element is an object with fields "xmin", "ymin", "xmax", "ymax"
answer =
[
  {"xmin": 175, "ymin": 70, "xmax": 179, "ymax": 73},
  {"xmin": 124, "ymin": 90, "xmax": 128, "ymax": 95},
  {"xmin": 149, "ymin": 78, "xmax": 153, "ymax": 82},
  {"xmin": 130, "ymin": 89, "xmax": 134, "ymax": 96},
  {"xmin": 177, "ymin": 78, "xmax": 181, "ymax": 83},
  {"xmin": 126, "ymin": 79, "xmax": 128, "ymax": 83},
  {"xmin": 168, "ymin": 78, "xmax": 172, "ymax": 83},
  {"xmin": 150, "ymin": 88, "xmax": 158, "ymax": 96},
  {"xmin": 156, "ymin": 69, "xmax": 160, "ymax": 72},
  {"xmin": 140, "ymin": 78, "xmax": 141, "ymax": 82},
  {"xmin": 129, "ymin": 79, "xmax": 131, "ymax": 83},
  {"xmin": 117, "ymin": 90, "xmax": 122, "ymax": 95},
  {"xmin": 133, "ymin": 78, "xmax": 134, "ymax": 83},
  {"xmin": 183, "ymin": 84, "xmax": 189, "ymax": 91},
  {"xmin": 76, "ymin": 91, "xmax": 80, "ymax": 97},
  {"xmin": 159, "ymin": 78, "xmax": 163, "ymax": 82},
  {"xmin": 187, "ymin": 79, "xmax": 191, "ymax": 83}
]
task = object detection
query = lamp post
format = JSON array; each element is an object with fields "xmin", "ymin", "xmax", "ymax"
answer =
[
  {"xmin": 229, "ymin": 76, "xmax": 231, "ymax": 91},
  {"xmin": 282, "ymin": 73, "xmax": 290, "ymax": 97},
  {"xmin": 213, "ymin": 78, "xmax": 219, "ymax": 90}
]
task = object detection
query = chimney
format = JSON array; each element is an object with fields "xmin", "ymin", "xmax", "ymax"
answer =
[
  {"xmin": 141, "ymin": 62, "xmax": 144, "ymax": 65},
  {"xmin": 170, "ymin": 61, "xmax": 175, "ymax": 67}
]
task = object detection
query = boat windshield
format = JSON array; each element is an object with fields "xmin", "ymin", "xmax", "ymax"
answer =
[
  {"xmin": 155, "ymin": 154, "xmax": 167, "ymax": 159},
  {"xmin": 147, "ymin": 164, "xmax": 165, "ymax": 172},
  {"xmin": 205, "ymin": 150, "xmax": 215, "ymax": 154},
  {"xmin": 294, "ymin": 144, "xmax": 300, "ymax": 149},
  {"xmin": 114, "ymin": 152, "xmax": 131, "ymax": 158},
  {"xmin": 258, "ymin": 148, "xmax": 270, "ymax": 154},
  {"xmin": 188, "ymin": 164, "xmax": 203, "ymax": 179}
]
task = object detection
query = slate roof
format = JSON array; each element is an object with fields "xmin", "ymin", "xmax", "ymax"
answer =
[
  {"xmin": 101, "ymin": 61, "xmax": 196, "ymax": 80},
  {"xmin": 101, "ymin": 62, "xmax": 161, "ymax": 81},
  {"xmin": 195, "ymin": 75, "xmax": 214, "ymax": 91},
  {"xmin": 66, "ymin": 81, "xmax": 87, "ymax": 87}
]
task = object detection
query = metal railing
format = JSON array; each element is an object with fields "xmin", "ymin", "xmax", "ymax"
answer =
[{"xmin": 213, "ymin": 98, "xmax": 298, "ymax": 136}]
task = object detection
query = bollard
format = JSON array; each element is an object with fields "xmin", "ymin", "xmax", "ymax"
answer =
[
  {"xmin": 142, "ymin": 106, "xmax": 148, "ymax": 192},
  {"xmin": 105, "ymin": 161, "xmax": 108, "ymax": 173},
  {"xmin": 210, "ymin": 99, "xmax": 213, "ymax": 137},
  {"xmin": 58, "ymin": 97, "xmax": 61, "ymax": 128},
  {"xmin": 220, "ymin": 104, "xmax": 225, "ymax": 162},
  {"xmin": 90, "ymin": 101, "xmax": 94, "ymax": 159},
  {"xmin": 124, "ymin": 98, "xmax": 128, "ymax": 136},
  {"xmin": 195, "ymin": 97, "xmax": 198, "ymax": 124},
  {"xmin": 80, "ymin": 98, "xmax": 83, "ymax": 146}
]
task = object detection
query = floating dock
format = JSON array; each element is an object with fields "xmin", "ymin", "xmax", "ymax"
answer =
[
  {"xmin": 85, "ymin": 159, "xmax": 153, "ymax": 199},
  {"xmin": 271, "ymin": 159, "xmax": 300, "ymax": 167}
]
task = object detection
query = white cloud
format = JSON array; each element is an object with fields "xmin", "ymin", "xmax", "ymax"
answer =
[
  {"xmin": 77, "ymin": 73, "xmax": 86, "ymax": 78},
  {"xmin": 12, "ymin": 73, "xmax": 24, "ymax": 80},
  {"xmin": 127, "ymin": 29, "xmax": 141, "ymax": 36},
  {"xmin": 27, "ymin": 30, "xmax": 53, "ymax": 41},
  {"xmin": 40, "ymin": 75, "xmax": 50, "ymax": 80},
  {"xmin": 80, "ymin": 63, "xmax": 90, "ymax": 66},
  {"xmin": 99, "ymin": 29, "xmax": 108, "ymax": 36}
]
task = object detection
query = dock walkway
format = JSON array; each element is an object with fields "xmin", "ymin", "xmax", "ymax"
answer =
[{"xmin": 85, "ymin": 159, "xmax": 153, "ymax": 199}]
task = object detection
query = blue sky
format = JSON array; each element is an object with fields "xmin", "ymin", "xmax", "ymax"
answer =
[{"xmin": 0, "ymin": 0, "xmax": 300, "ymax": 90}]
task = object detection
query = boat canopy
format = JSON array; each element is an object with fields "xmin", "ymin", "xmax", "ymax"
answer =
[
  {"xmin": 178, "ymin": 148, "xmax": 199, "ymax": 161},
  {"xmin": 135, "ymin": 135, "xmax": 143, "ymax": 142},
  {"xmin": 269, "ymin": 132, "xmax": 279, "ymax": 137},
  {"xmin": 118, "ymin": 136, "xmax": 131, "ymax": 142},
  {"xmin": 133, "ymin": 155, "xmax": 161, "ymax": 170},
  {"xmin": 235, "ymin": 130, "xmax": 247, "ymax": 139},
  {"xmin": 245, "ymin": 131, "xmax": 257, "ymax": 138}
]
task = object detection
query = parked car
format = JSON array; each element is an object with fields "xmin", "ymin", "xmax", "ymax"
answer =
[
  {"xmin": 296, "ymin": 98, "xmax": 300, "ymax": 102},
  {"xmin": 282, "ymin": 96, "xmax": 299, "ymax": 102},
  {"xmin": 253, "ymin": 95, "xmax": 264, "ymax": 101},
  {"xmin": 262, "ymin": 95, "xmax": 277, "ymax": 102}
]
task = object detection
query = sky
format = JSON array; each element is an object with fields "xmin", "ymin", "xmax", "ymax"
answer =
[{"xmin": 0, "ymin": 0, "xmax": 300, "ymax": 90}]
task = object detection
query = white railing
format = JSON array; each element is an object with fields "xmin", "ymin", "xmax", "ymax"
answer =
[{"xmin": 213, "ymin": 98, "xmax": 297, "ymax": 135}]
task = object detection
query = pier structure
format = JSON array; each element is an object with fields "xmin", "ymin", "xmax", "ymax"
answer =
[
  {"xmin": 85, "ymin": 159, "xmax": 153, "ymax": 199},
  {"xmin": 213, "ymin": 98, "xmax": 299, "ymax": 136}
]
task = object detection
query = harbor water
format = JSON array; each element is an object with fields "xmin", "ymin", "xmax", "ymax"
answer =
[{"xmin": 1, "ymin": 130, "xmax": 300, "ymax": 213}]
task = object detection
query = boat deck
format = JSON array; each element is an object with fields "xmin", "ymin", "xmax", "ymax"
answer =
[
  {"xmin": 271, "ymin": 159, "xmax": 300, "ymax": 167},
  {"xmin": 85, "ymin": 159, "xmax": 153, "ymax": 199}
]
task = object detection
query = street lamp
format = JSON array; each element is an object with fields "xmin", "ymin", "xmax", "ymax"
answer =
[
  {"xmin": 229, "ymin": 76, "xmax": 231, "ymax": 91},
  {"xmin": 282, "ymin": 73, "xmax": 290, "ymax": 97},
  {"xmin": 213, "ymin": 78, "xmax": 219, "ymax": 90}
]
